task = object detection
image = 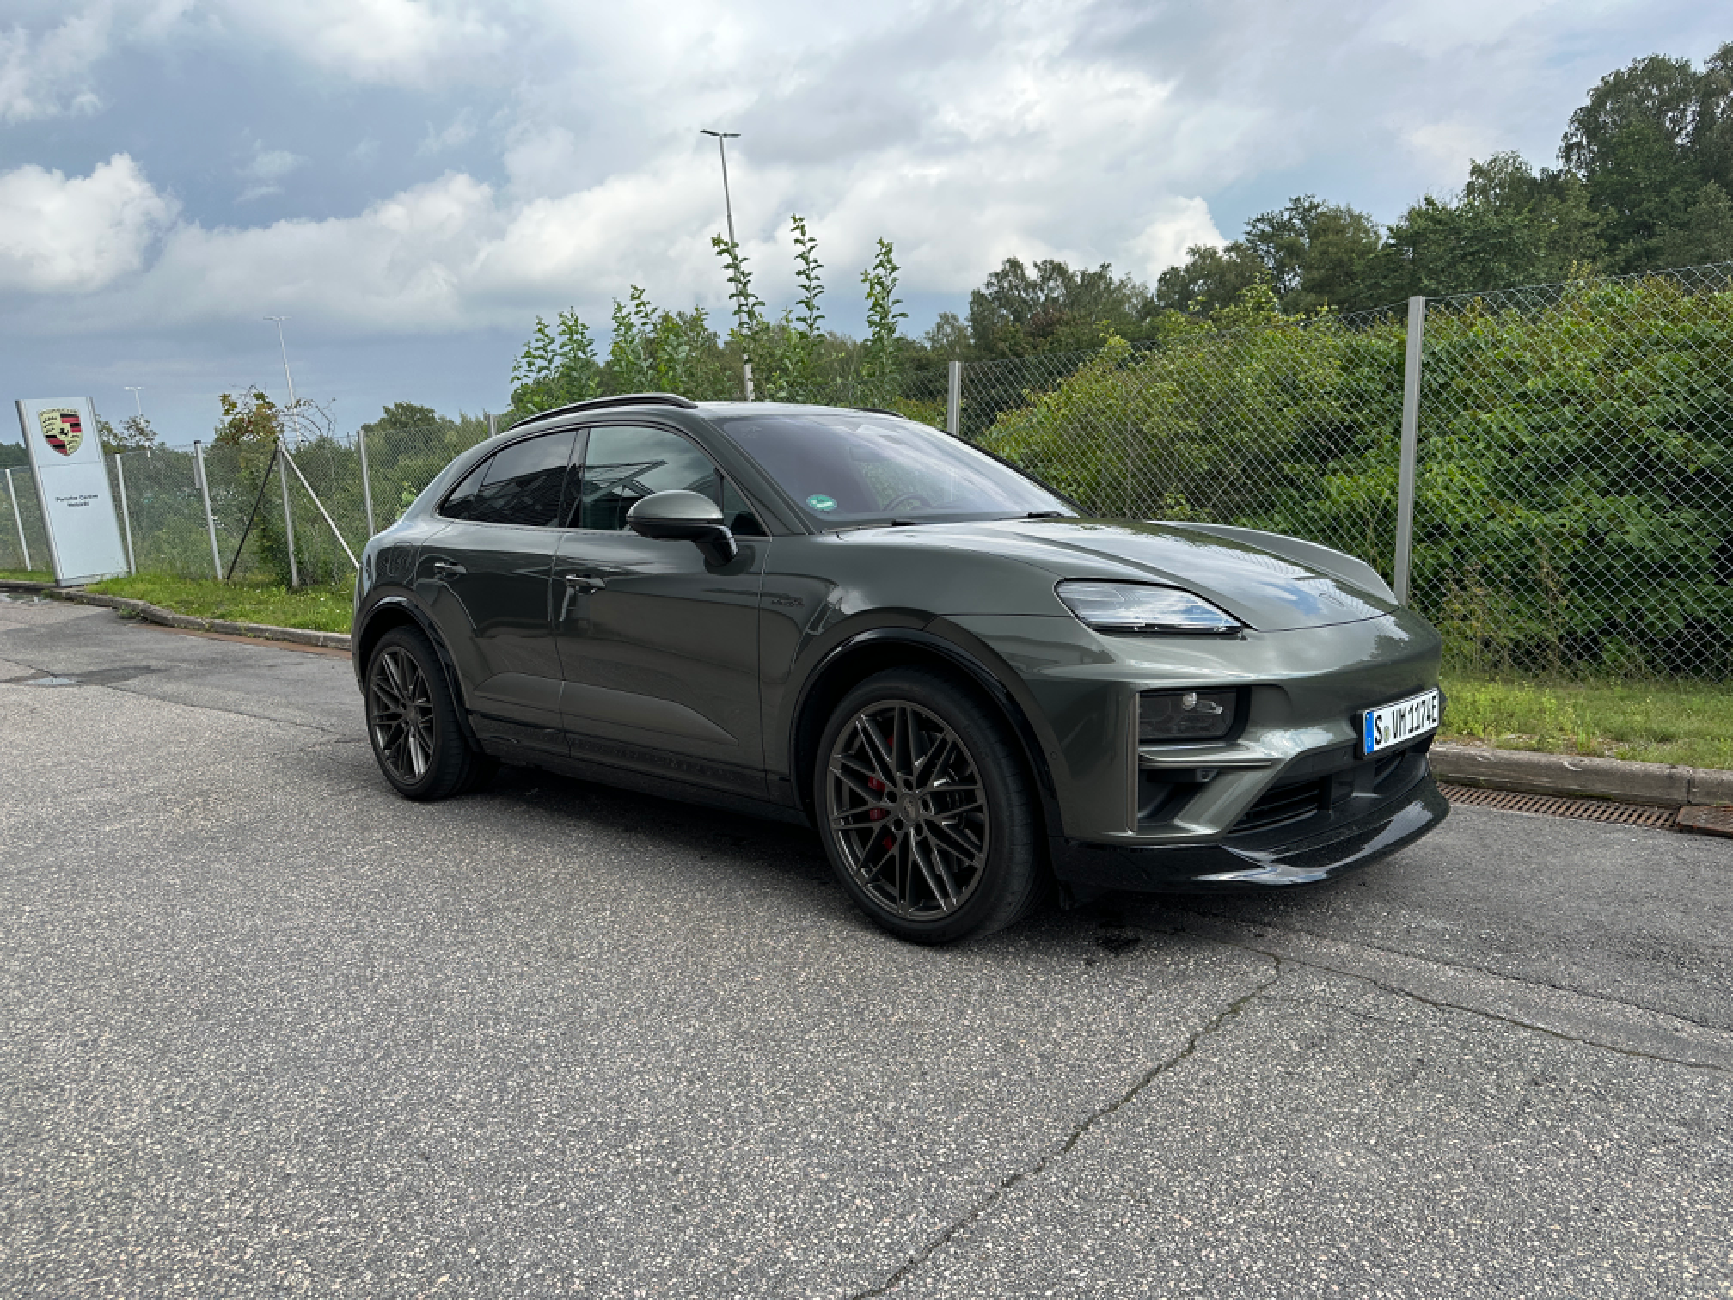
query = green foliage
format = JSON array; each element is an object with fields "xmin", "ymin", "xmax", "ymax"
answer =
[
  {"xmin": 510, "ymin": 309, "xmax": 601, "ymax": 416},
  {"xmin": 970, "ymin": 257, "xmax": 1158, "ymax": 356},
  {"xmin": 87, "ymin": 573, "xmax": 355, "ymax": 634},
  {"xmin": 1439, "ymin": 673, "xmax": 1733, "ymax": 769},
  {"xmin": 212, "ymin": 389, "xmax": 284, "ymax": 446},
  {"xmin": 860, "ymin": 239, "xmax": 909, "ymax": 404},
  {"xmin": 978, "ymin": 275, "xmax": 1733, "ymax": 679},
  {"xmin": 104, "ymin": 413, "xmax": 159, "ymax": 453}
]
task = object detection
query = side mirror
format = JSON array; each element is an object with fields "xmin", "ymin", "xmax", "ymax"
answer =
[{"xmin": 626, "ymin": 489, "xmax": 738, "ymax": 564}]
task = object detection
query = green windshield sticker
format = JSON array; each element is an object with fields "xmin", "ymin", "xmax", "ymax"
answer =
[{"xmin": 806, "ymin": 493, "xmax": 837, "ymax": 512}]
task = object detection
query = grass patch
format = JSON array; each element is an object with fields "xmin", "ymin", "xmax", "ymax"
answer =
[
  {"xmin": 1440, "ymin": 673, "xmax": 1733, "ymax": 771},
  {"xmin": 86, "ymin": 574, "xmax": 354, "ymax": 634},
  {"xmin": 0, "ymin": 569, "xmax": 51, "ymax": 582}
]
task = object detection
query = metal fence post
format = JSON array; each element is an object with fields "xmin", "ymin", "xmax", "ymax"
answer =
[
  {"xmin": 194, "ymin": 440, "xmax": 222, "ymax": 581},
  {"xmin": 112, "ymin": 454, "xmax": 136, "ymax": 574},
  {"xmin": 487, "ymin": 413, "xmax": 499, "ymax": 438},
  {"xmin": 946, "ymin": 360, "xmax": 961, "ymax": 438},
  {"xmin": 1393, "ymin": 295, "xmax": 1426, "ymax": 605},
  {"xmin": 278, "ymin": 438, "xmax": 300, "ymax": 588},
  {"xmin": 4, "ymin": 467, "xmax": 29, "ymax": 571},
  {"xmin": 356, "ymin": 427, "xmax": 376, "ymax": 537}
]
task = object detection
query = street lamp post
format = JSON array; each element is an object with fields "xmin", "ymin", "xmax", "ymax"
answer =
[
  {"xmin": 264, "ymin": 315, "xmax": 299, "ymax": 447},
  {"xmin": 124, "ymin": 386, "xmax": 144, "ymax": 417},
  {"xmin": 700, "ymin": 129, "xmax": 753, "ymax": 401}
]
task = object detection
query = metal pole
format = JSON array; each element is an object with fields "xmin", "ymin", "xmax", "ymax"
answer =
[
  {"xmin": 194, "ymin": 440, "xmax": 222, "ymax": 580},
  {"xmin": 112, "ymin": 454, "xmax": 136, "ymax": 574},
  {"xmin": 278, "ymin": 438, "xmax": 299, "ymax": 587},
  {"xmin": 356, "ymin": 426, "xmax": 376, "ymax": 536},
  {"xmin": 4, "ymin": 468, "xmax": 29, "ymax": 570},
  {"xmin": 1393, "ymin": 295, "xmax": 1426, "ymax": 605},
  {"xmin": 281, "ymin": 445, "xmax": 359, "ymax": 570},
  {"xmin": 702, "ymin": 129, "xmax": 754, "ymax": 401},
  {"xmin": 487, "ymin": 413, "xmax": 499, "ymax": 438},
  {"xmin": 946, "ymin": 360, "xmax": 962, "ymax": 438}
]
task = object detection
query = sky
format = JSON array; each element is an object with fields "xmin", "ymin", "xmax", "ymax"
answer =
[{"xmin": 0, "ymin": 0, "xmax": 1724, "ymax": 444}]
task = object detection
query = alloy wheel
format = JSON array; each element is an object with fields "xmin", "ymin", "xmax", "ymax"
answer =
[
  {"xmin": 826, "ymin": 699, "xmax": 990, "ymax": 919},
  {"xmin": 369, "ymin": 646, "xmax": 436, "ymax": 784}
]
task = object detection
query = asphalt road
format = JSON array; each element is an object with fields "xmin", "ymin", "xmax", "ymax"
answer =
[{"xmin": 1, "ymin": 594, "xmax": 1729, "ymax": 1299}]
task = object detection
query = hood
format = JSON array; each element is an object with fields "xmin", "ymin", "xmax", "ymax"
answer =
[{"xmin": 876, "ymin": 517, "xmax": 1397, "ymax": 631}]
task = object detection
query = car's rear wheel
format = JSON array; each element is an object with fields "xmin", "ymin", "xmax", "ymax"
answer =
[
  {"xmin": 366, "ymin": 625, "xmax": 494, "ymax": 800},
  {"xmin": 815, "ymin": 667, "xmax": 1045, "ymax": 944}
]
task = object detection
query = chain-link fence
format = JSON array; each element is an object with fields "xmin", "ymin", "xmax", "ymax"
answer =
[
  {"xmin": 98, "ymin": 423, "xmax": 494, "ymax": 590},
  {"xmin": 20, "ymin": 260, "xmax": 1733, "ymax": 680},
  {"xmin": 0, "ymin": 465, "xmax": 52, "ymax": 574},
  {"xmin": 953, "ymin": 262, "xmax": 1733, "ymax": 681}
]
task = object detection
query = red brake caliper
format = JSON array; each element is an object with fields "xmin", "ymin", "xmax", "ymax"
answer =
[{"xmin": 867, "ymin": 775, "xmax": 891, "ymax": 847}]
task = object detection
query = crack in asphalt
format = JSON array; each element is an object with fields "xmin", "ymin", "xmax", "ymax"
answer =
[
  {"xmin": 847, "ymin": 959, "xmax": 1283, "ymax": 1299},
  {"xmin": 0, "ymin": 658, "xmax": 351, "ymax": 737},
  {"xmin": 1187, "ymin": 922, "xmax": 1732, "ymax": 1075},
  {"xmin": 1177, "ymin": 906, "xmax": 1733, "ymax": 1036}
]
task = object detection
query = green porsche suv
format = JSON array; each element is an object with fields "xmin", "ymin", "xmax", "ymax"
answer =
[{"xmin": 352, "ymin": 394, "xmax": 1447, "ymax": 943}]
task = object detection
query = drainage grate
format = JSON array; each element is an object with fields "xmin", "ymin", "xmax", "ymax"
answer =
[{"xmin": 1439, "ymin": 783, "xmax": 1679, "ymax": 829}]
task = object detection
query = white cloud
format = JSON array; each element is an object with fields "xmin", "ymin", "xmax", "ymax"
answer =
[
  {"xmin": 1128, "ymin": 199, "xmax": 1226, "ymax": 279},
  {"xmin": 417, "ymin": 108, "xmax": 477, "ymax": 156},
  {"xmin": 216, "ymin": 0, "xmax": 507, "ymax": 87},
  {"xmin": 0, "ymin": 7, "xmax": 110, "ymax": 122},
  {"xmin": 0, "ymin": 153, "xmax": 177, "ymax": 292}
]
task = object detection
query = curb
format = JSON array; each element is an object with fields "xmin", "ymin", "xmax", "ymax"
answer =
[
  {"xmin": 1430, "ymin": 743, "xmax": 1733, "ymax": 810},
  {"xmin": 0, "ymin": 579, "xmax": 352, "ymax": 652},
  {"xmin": 5, "ymin": 578, "xmax": 1728, "ymax": 816}
]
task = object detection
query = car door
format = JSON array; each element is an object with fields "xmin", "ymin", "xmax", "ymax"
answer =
[
  {"xmin": 552, "ymin": 422, "xmax": 769, "ymax": 796},
  {"xmin": 416, "ymin": 426, "xmax": 580, "ymax": 754}
]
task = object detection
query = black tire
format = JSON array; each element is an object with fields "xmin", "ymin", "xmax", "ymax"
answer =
[
  {"xmin": 365, "ymin": 625, "xmax": 491, "ymax": 801},
  {"xmin": 814, "ymin": 667, "xmax": 1047, "ymax": 944}
]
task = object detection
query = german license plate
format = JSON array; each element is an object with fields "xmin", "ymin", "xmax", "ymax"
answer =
[{"xmin": 1360, "ymin": 689, "xmax": 1440, "ymax": 757}]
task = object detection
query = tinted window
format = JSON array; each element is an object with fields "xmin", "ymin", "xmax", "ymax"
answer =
[
  {"xmin": 440, "ymin": 429, "xmax": 576, "ymax": 526},
  {"xmin": 574, "ymin": 426, "xmax": 729, "ymax": 531},
  {"xmin": 714, "ymin": 412, "xmax": 1072, "ymax": 525}
]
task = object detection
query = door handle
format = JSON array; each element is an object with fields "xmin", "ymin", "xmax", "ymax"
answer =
[
  {"xmin": 431, "ymin": 559, "xmax": 466, "ymax": 577},
  {"xmin": 564, "ymin": 573, "xmax": 605, "ymax": 592}
]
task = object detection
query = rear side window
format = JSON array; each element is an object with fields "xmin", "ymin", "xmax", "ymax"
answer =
[{"xmin": 440, "ymin": 429, "xmax": 577, "ymax": 526}]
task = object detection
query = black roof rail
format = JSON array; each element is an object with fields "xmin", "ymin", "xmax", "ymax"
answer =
[
  {"xmin": 856, "ymin": 407, "xmax": 902, "ymax": 417},
  {"xmin": 505, "ymin": 392, "xmax": 699, "ymax": 431}
]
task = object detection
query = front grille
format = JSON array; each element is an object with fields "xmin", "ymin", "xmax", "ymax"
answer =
[{"xmin": 1234, "ymin": 778, "xmax": 1325, "ymax": 832}]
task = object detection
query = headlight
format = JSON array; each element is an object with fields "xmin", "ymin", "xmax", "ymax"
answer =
[
  {"xmin": 1056, "ymin": 581, "xmax": 1242, "ymax": 635},
  {"xmin": 1140, "ymin": 689, "xmax": 1238, "ymax": 742}
]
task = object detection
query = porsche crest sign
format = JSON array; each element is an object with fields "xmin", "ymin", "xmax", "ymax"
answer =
[
  {"xmin": 13, "ymin": 397, "xmax": 128, "ymax": 585},
  {"xmin": 39, "ymin": 408, "xmax": 84, "ymax": 457}
]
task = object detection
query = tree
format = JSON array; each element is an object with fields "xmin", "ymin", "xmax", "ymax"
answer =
[
  {"xmin": 212, "ymin": 389, "xmax": 284, "ymax": 446},
  {"xmin": 1560, "ymin": 43, "xmax": 1733, "ymax": 269},
  {"xmin": 968, "ymin": 257, "xmax": 1156, "ymax": 356},
  {"xmin": 1359, "ymin": 154, "xmax": 1604, "ymax": 302},
  {"xmin": 510, "ymin": 309, "xmax": 601, "ymax": 416},
  {"xmin": 1154, "ymin": 244, "xmax": 1265, "ymax": 316},
  {"xmin": 860, "ymin": 239, "xmax": 908, "ymax": 402},
  {"xmin": 105, "ymin": 413, "xmax": 159, "ymax": 453}
]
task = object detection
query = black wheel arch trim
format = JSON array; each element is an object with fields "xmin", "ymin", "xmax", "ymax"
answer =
[
  {"xmin": 353, "ymin": 593, "xmax": 484, "ymax": 752},
  {"xmin": 784, "ymin": 622, "xmax": 1067, "ymax": 841}
]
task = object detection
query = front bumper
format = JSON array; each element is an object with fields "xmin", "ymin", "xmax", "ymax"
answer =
[{"xmin": 1051, "ymin": 754, "xmax": 1448, "ymax": 892}]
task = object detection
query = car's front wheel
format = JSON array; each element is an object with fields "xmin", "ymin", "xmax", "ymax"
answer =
[
  {"xmin": 365, "ymin": 625, "xmax": 494, "ymax": 800},
  {"xmin": 815, "ymin": 667, "xmax": 1045, "ymax": 944}
]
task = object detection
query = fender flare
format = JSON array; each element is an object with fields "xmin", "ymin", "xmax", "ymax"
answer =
[
  {"xmin": 353, "ymin": 594, "xmax": 484, "ymax": 751},
  {"xmin": 786, "ymin": 624, "xmax": 1066, "ymax": 839}
]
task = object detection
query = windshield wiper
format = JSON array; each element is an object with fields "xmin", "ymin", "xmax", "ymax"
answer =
[{"xmin": 1023, "ymin": 511, "xmax": 1067, "ymax": 519}]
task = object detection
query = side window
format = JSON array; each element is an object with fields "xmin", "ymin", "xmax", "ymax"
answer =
[
  {"xmin": 573, "ymin": 426, "xmax": 723, "ymax": 531},
  {"xmin": 439, "ymin": 429, "xmax": 576, "ymax": 526},
  {"xmin": 722, "ymin": 478, "xmax": 767, "ymax": 537}
]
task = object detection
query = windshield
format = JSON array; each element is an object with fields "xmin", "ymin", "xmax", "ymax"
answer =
[{"xmin": 712, "ymin": 412, "xmax": 1073, "ymax": 525}]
